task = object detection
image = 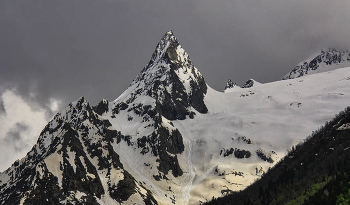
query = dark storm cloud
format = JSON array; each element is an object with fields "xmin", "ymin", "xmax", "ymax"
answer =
[
  {"xmin": 0, "ymin": 96, "xmax": 5, "ymax": 114},
  {"xmin": 1, "ymin": 0, "xmax": 350, "ymax": 112},
  {"xmin": 4, "ymin": 122, "xmax": 29, "ymax": 152},
  {"xmin": 189, "ymin": 0, "xmax": 350, "ymax": 87},
  {"xmin": 0, "ymin": 97, "xmax": 6, "ymax": 115}
]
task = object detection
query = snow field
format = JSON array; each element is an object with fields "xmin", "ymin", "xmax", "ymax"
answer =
[{"xmin": 172, "ymin": 67, "xmax": 350, "ymax": 203}]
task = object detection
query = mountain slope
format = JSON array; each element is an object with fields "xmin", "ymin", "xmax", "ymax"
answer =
[
  {"xmin": 2, "ymin": 32, "xmax": 350, "ymax": 205},
  {"xmin": 103, "ymin": 30, "xmax": 210, "ymax": 204},
  {"xmin": 204, "ymin": 106, "xmax": 350, "ymax": 205},
  {"xmin": 281, "ymin": 48, "xmax": 350, "ymax": 80},
  {"xmin": 0, "ymin": 97, "xmax": 156, "ymax": 204}
]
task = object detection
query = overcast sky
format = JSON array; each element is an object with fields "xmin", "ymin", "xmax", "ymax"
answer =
[{"xmin": 1, "ymin": 0, "xmax": 350, "ymax": 171}]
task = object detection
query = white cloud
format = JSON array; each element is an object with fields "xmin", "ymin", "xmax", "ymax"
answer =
[
  {"xmin": 47, "ymin": 98, "xmax": 61, "ymax": 113},
  {"xmin": 0, "ymin": 89, "xmax": 53, "ymax": 171}
]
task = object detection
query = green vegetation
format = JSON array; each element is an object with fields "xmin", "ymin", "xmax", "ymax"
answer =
[{"xmin": 285, "ymin": 178, "xmax": 331, "ymax": 205}]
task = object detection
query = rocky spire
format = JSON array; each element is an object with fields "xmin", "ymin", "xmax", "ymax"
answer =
[
  {"xmin": 115, "ymin": 30, "xmax": 208, "ymax": 120},
  {"xmin": 148, "ymin": 30, "xmax": 177, "ymax": 65}
]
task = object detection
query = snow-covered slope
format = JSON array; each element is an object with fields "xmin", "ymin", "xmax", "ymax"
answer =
[
  {"xmin": 281, "ymin": 48, "xmax": 350, "ymax": 80},
  {"xmin": 175, "ymin": 66, "xmax": 350, "ymax": 204},
  {"xmin": 2, "ymin": 31, "xmax": 350, "ymax": 205},
  {"xmin": 0, "ymin": 97, "xmax": 156, "ymax": 204}
]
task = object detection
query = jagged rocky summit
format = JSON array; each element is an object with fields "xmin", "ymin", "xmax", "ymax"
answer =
[
  {"xmin": 0, "ymin": 30, "xmax": 210, "ymax": 205},
  {"xmin": 112, "ymin": 30, "xmax": 208, "ymax": 121},
  {"xmin": 3, "ymin": 31, "xmax": 350, "ymax": 205},
  {"xmin": 108, "ymin": 29, "xmax": 209, "ymax": 186},
  {"xmin": 0, "ymin": 97, "xmax": 157, "ymax": 204},
  {"xmin": 281, "ymin": 48, "xmax": 350, "ymax": 80}
]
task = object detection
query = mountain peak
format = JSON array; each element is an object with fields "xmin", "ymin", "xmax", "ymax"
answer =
[
  {"xmin": 163, "ymin": 30, "xmax": 174, "ymax": 39},
  {"xmin": 161, "ymin": 30, "xmax": 176, "ymax": 43},
  {"xmin": 147, "ymin": 30, "xmax": 178, "ymax": 65},
  {"xmin": 4, "ymin": 31, "xmax": 350, "ymax": 205},
  {"xmin": 114, "ymin": 31, "xmax": 208, "ymax": 120}
]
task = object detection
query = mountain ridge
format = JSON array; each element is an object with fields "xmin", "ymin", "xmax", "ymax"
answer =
[
  {"xmin": 0, "ymin": 97, "xmax": 157, "ymax": 204},
  {"xmin": 281, "ymin": 48, "xmax": 350, "ymax": 80},
  {"xmin": 2, "ymin": 31, "xmax": 350, "ymax": 205}
]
